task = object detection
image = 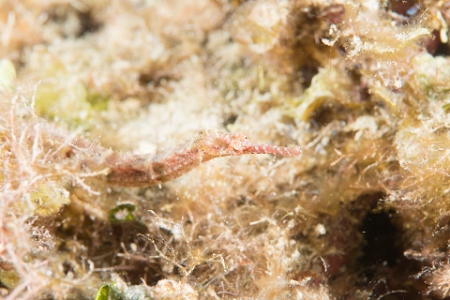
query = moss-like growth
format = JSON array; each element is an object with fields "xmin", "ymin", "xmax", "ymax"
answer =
[{"xmin": 3, "ymin": 0, "xmax": 450, "ymax": 299}]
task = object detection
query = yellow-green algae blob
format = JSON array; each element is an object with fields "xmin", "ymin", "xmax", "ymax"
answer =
[
  {"xmin": 294, "ymin": 67, "xmax": 354, "ymax": 121},
  {"xmin": 34, "ymin": 81, "xmax": 108, "ymax": 128},
  {"xmin": 0, "ymin": 268, "xmax": 19, "ymax": 290},
  {"xmin": 94, "ymin": 284, "xmax": 123, "ymax": 300},
  {"xmin": 27, "ymin": 182, "xmax": 70, "ymax": 216},
  {"xmin": 0, "ymin": 59, "xmax": 16, "ymax": 93}
]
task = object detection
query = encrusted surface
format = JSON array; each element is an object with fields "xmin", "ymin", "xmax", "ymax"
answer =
[{"xmin": 2, "ymin": 0, "xmax": 450, "ymax": 299}]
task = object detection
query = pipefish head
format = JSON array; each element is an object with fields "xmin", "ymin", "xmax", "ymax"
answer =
[{"xmin": 195, "ymin": 131, "xmax": 250, "ymax": 158}]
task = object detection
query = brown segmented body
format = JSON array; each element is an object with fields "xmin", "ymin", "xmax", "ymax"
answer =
[{"xmin": 105, "ymin": 131, "xmax": 301, "ymax": 187}]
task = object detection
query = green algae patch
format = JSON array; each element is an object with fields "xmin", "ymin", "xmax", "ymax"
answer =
[
  {"xmin": 108, "ymin": 203, "xmax": 136, "ymax": 223},
  {"xmin": 94, "ymin": 284, "xmax": 123, "ymax": 300}
]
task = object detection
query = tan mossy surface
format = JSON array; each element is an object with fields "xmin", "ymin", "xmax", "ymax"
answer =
[{"xmin": 3, "ymin": 0, "xmax": 450, "ymax": 299}]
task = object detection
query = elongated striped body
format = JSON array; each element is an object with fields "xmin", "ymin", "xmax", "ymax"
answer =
[{"xmin": 105, "ymin": 131, "xmax": 301, "ymax": 187}]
